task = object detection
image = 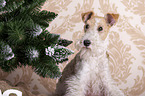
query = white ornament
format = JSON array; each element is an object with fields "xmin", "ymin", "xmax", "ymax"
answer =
[
  {"xmin": 45, "ymin": 46, "xmax": 55, "ymax": 56},
  {"xmin": 0, "ymin": 89, "xmax": 22, "ymax": 96}
]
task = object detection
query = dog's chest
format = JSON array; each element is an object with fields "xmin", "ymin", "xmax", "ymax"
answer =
[
  {"xmin": 78, "ymin": 56, "xmax": 107, "ymax": 96},
  {"xmin": 80, "ymin": 56, "xmax": 103, "ymax": 75}
]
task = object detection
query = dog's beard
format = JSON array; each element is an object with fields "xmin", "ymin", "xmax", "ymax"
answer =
[
  {"xmin": 79, "ymin": 44, "xmax": 106, "ymax": 59},
  {"xmin": 79, "ymin": 47, "xmax": 92, "ymax": 59}
]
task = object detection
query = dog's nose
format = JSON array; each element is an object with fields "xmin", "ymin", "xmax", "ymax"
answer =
[{"xmin": 83, "ymin": 40, "xmax": 91, "ymax": 47}]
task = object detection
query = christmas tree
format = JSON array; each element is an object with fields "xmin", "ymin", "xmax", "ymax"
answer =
[{"xmin": 0, "ymin": 0, "xmax": 73, "ymax": 78}]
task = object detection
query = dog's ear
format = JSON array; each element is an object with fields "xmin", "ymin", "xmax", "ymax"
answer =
[
  {"xmin": 105, "ymin": 13, "xmax": 119, "ymax": 26},
  {"xmin": 81, "ymin": 11, "xmax": 94, "ymax": 23}
]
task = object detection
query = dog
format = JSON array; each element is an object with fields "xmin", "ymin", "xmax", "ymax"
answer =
[{"xmin": 55, "ymin": 11, "xmax": 125, "ymax": 96}]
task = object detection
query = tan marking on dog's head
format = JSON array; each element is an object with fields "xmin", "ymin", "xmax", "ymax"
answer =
[
  {"xmin": 81, "ymin": 11, "xmax": 119, "ymax": 41},
  {"xmin": 81, "ymin": 11, "xmax": 94, "ymax": 23}
]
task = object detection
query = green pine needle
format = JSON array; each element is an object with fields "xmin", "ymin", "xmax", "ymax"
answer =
[
  {"xmin": 58, "ymin": 39, "xmax": 73, "ymax": 47},
  {"xmin": 0, "ymin": 0, "xmax": 74, "ymax": 78},
  {"xmin": 34, "ymin": 56, "xmax": 61, "ymax": 78},
  {"xmin": 6, "ymin": 21, "xmax": 26, "ymax": 45}
]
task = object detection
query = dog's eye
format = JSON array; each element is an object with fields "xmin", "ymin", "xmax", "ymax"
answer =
[
  {"xmin": 85, "ymin": 24, "xmax": 89, "ymax": 30},
  {"xmin": 98, "ymin": 26, "xmax": 103, "ymax": 31}
]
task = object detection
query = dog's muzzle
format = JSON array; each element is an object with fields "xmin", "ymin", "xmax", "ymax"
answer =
[{"xmin": 83, "ymin": 39, "xmax": 91, "ymax": 47}]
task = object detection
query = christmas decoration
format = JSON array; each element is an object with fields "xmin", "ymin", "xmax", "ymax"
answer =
[
  {"xmin": 0, "ymin": 0, "xmax": 73, "ymax": 78},
  {"xmin": 0, "ymin": 0, "xmax": 6, "ymax": 9}
]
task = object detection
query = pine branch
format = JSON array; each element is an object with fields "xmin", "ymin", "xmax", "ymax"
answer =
[
  {"xmin": 23, "ymin": 0, "xmax": 46, "ymax": 14},
  {"xmin": 0, "ymin": 41, "xmax": 16, "ymax": 71},
  {"xmin": 31, "ymin": 11, "xmax": 58, "ymax": 28},
  {"xmin": 58, "ymin": 39, "xmax": 73, "ymax": 47},
  {"xmin": 0, "ymin": 0, "xmax": 74, "ymax": 78},
  {"xmin": 0, "ymin": 0, "xmax": 24, "ymax": 13},
  {"xmin": 33, "ymin": 56, "xmax": 61, "ymax": 78}
]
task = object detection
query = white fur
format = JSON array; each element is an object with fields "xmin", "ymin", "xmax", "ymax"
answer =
[{"xmin": 55, "ymin": 13, "xmax": 125, "ymax": 96}]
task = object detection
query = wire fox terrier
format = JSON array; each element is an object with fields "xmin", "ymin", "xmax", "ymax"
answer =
[{"xmin": 55, "ymin": 11, "xmax": 125, "ymax": 96}]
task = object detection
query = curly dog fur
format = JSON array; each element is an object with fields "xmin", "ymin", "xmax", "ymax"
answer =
[{"xmin": 55, "ymin": 11, "xmax": 125, "ymax": 96}]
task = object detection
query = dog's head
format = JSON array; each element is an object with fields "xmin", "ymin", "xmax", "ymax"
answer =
[{"xmin": 76, "ymin": 11, "xmax": 119, "ymax": 51}]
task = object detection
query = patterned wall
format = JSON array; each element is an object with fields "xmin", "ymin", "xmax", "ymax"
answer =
[{"xmin": 0, "ymin": 0, "xmax": 145, "ymax": 96}]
